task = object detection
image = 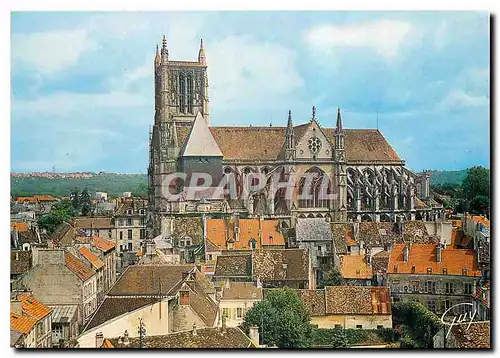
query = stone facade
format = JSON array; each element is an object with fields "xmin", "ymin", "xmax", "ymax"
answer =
[
  {"xmin": 22, "ymin": 249, "xmax": 97, "ymax": 328},
  {"xmin": 113, "ymin": 197, "xmax": 147, "ymax": 267},
  {"xmin": 388, "ymin": 274, "xmax": 479, "ymax": 315},
  {"xmin": 77, "ymin": 299, "xmax": 170, "ymax": 348}
]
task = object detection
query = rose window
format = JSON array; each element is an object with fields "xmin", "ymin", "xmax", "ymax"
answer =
[{"xmin": 308, "ymin": 137, "xmax": 322, "ymax": 154}]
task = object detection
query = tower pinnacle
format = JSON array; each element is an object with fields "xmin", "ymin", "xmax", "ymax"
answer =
[
  {"xmin": 154, "ymin": 44, "xmax": 161, "ymax": 67},
  {"xmin": 311, "ymin": 105, "xmax": 316, "ymax": 122},
  {"xmin": 161, "ymin": 35, "xmax": 168, "ymax": 63},
  {"xmin": 198, "ymin": 38, "xmax": 206, "ymax": 65},
  {"xmin": 336, "ymin": 107, "xmax": 343, "ymax": 133}
]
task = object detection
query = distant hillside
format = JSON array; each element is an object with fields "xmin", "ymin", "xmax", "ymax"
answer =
[
  {"xmin": 428, "ymin": 169, "xmax": 468, "ymax": 186},
  {"xmin": 11, "ymin": 174, "xmax": 148, "ymax": 198},
  {"xmin": 10, "ymin": 170, "xmax": 470, "ymax": 198}
]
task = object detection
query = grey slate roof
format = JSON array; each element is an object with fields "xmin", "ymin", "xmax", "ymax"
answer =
[
  {"xmin": 48, "ymin": 305, "xmax": 78, "ymax": 323},
  {"xmin": 296, "ymin": 218, "xmax": 332, "ymax": 242},
  {"xmin": 182, "ymin": 112, "xmax": 223, "ymax": 157}
]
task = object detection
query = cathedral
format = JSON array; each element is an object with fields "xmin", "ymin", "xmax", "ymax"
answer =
[{"xmin": 148, "ymin": 37, "xmax": 444, "ymax": 236}]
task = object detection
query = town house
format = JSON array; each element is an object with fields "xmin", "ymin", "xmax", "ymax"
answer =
[
  {"xmin": 387, "ymin": 243, "xmax": 481, "ymax": 315},
  {"xmin": 20, "ymin": 249, "xmax": 98, "ymax": 328}
]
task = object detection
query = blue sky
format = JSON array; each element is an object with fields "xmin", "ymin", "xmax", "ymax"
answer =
[{"xmin": 11, "ymin": 11, "xmax": 490, "ymax": 173}]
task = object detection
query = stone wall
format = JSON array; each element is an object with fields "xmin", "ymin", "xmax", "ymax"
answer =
[{"xmin": 311, "ymin": 314, "xmax": 392, "ymax": 329}]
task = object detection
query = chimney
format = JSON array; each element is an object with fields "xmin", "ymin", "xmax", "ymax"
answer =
[
  {"xmin": 282, "ymin": 263, "xmax": 288, "ymax": 277},
  {"xmin": 122, "ymin": 330, "xmax": 129, "ymax": 346},
  {"xmin": 256, "ymin": 277, "xmax": 262, "ymax": 288},
  {"xmin": 117, "ymin": 336, "xmax": 123, "ymax": 345},
  {"xmin": 192, "ymin": 323, "xmax": 197, "ymax": 336},
  {"xmin": 202, "ymin": 214, "xmax": 207, "ymax": 240},
  {"xmin": 95, "ymin": 332, "xmax": 104, "ymax": 348},
  {"xmin": 436, "ymin": 244, "xmax": 442, "ymax": 263},
  {"xmin": 366, "ymin": 254, "xmax": 372, "ymax": 266},
  {"xmin": 234, "ymin": 212, "xmax": 240, "ymax": 242},
  {"xmin": 403, "ymin": 245, "xmax": 409, "ymax": 262},
  {"xmin": 249, "ymin": 326, "xmax": 260, "ymax": 347}
]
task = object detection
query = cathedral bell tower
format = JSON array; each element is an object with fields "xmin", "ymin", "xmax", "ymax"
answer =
[
  {"xmin": 149, "ymin": 36, "xmax": 211, "ymax": 228},
  {"xmin": 333, "ymin": 108, "xmax": 347, "ymax": 221}
]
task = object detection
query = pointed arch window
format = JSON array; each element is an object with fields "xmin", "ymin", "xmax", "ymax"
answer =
[
  {"xmin": 179, "ymin": 74, "xmax": 186, "ymax": 113},
  {"xmin": 187, "ymin": 74, "xmax": 193, "ymax": 114},
  {"xmin": 298, "ymin": 167, "xmax": 332, "ymax": 209}
]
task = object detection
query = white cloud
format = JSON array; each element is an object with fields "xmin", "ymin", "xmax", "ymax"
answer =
[
  {"xmin": 208, "ymin": 35, "xmax": 303, "ymax": 109},
  {"xmin": 106, "ymin": 57, "xmax": 153, "ymax": 91},
  {"xmin": 438, "ymin": 89, "xmax": 489, "ymax": 110},
  {"xmin": 304, "ymin": 19, "xmax": 413, "ymax": 60},
  {"xmin": 12, "ymin": 91, "xmax": 149, "ymax": 118},
  {"xmin": 434, "ymin": 20, "xmax": 448, "ymax": 50},
  {"xmin": 12, "ymin": 28, "xmax": 94, "ymax": 75}
]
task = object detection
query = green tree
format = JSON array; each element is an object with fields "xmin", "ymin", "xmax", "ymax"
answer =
[
  {"xmin": 318, "ymin": 266, "xmax": 345, "ymax": 288},
  {"xmin": 70, "ymin": 188, "xmax": 80, "ymax": 211},
  {"xmin": 461, "ymin": 166, "xmax": 490, "ymax": 215},
  {"xmin": 470, "ymin": 195, "xmax": 489, "ymax": 215},
  {"xmin": 392, "ymin": 301, "xmax": 442, "ymax": 348},
  {"xmin": 37, "ymin": 199, "xmax": 80, "ymax": 234},
  {"xmin": 80, "ymin": 187, "xmax": 93, "ymax": 216},
  {"xmin": 242, "ymin": 288, "xmax": 313, "ymax": 348},
  {"xmin": 330, "ymin": 328, "xmax": 349, "ymax": 348},
  {"xmin": 462, "ymin": 166, "xmax": 490, "ymax": 199},
  {"xmin": 37, "ymin": 212, "xmax": 64, "ymax": 234}
]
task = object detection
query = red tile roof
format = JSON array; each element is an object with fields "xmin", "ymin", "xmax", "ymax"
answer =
[
  {"xmin": 73, "ymin": 217, "xmax": 113, "ymax": 229},
  {"xmin": 388, "ymin": 244, "xmax": 481, "ymax": 276},
  {"xmin": 11, "ymin": 222, "xmax": 28, "ymax": 233},
  {"xmin": 17, "ymin": 293, "xmax": 52, "ymax": 320},
  {"xmin": 65, "ymin": 252, "xmax": 95, "ymax": 281},
  {"xmin": 179, "ymin": 124, "xmax": 403, "ymax": 163},
  {"xmin": 472, "ymin": 216, "xmax": 490, "ymax": 229},
  {"xmin": 341, "ymin": 255, "xmax": 373, "ymax": 279},
  {"xmin": 206, "ymin": 218, "xmax": 285, "ymax": 251},
  {"xmin": 92, "ymin": 236, "xmax": 116, "ymax": 252},
  {"xmin": 79, "ymin": 247, "xmax": 105, "ymax": 270},
  {"xmin": 11, "ymin": 312, "xmax": 37, "ymax": 335}
]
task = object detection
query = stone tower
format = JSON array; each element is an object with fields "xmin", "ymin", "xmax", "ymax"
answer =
[
  {"xmin": 333, "ymin": 108, "xmax": 347, "ymax": 221},
  {"xmin": 148, "ymin": 36, "xmax": 210, "ymax": 231}
]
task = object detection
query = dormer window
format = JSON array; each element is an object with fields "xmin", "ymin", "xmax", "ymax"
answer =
[
  {"xmin": 462, "ymin": 268, "xmax": 468, "ymax": 276},
  {"xmin": 411, "ymin": 266, "xmax": 416, "ymax": 274},
  {"xmin": 443, "ymin": 268, "xmax": 448, "ymax": 275},
  {"xmin": 427, "ymin": 268, "xmax": 432, "ymax": 274},
  {"xmin": 393, "ymin": 265, "xmax": 398, "ymax": 273}
]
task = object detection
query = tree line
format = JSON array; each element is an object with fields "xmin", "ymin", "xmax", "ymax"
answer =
[{"xmin": 431, "ymin": 166, "xmax": 489, "ymax": 215}]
